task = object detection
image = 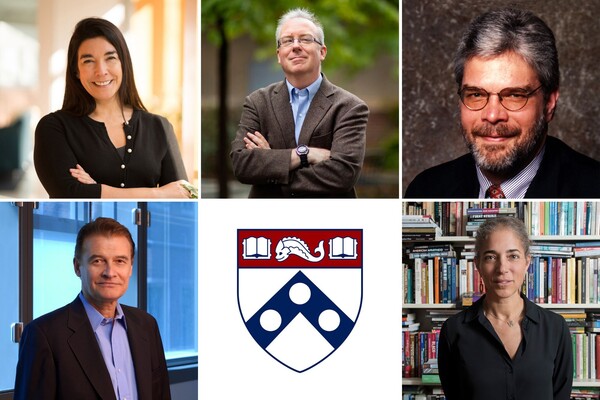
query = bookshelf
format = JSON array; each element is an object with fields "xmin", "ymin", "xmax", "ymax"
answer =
[{"xmin": 402, "ymin": 201, "xmax": 600, "ymax": 400}]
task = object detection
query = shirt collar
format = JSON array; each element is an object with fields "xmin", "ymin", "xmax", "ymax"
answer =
[
  {"xmin": 476, "ymin": 143, "xmax": 546, "ymax": 199},
  {"xmin": 464, "ymin": 293, "xmax": 540, "ymax": 325},
  {"xmin": 79, "ymin": 292, "xmax": 127, "ymax": 331},
  {"xmin": 286, "ymin": 73, "xmax": 323, "ymax": 103}
]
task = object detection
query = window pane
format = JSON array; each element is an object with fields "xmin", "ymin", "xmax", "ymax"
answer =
[
  {"xmin": 147, "ymin": 202, "xmax": 198, "ymax": 360},
  {"xmin": 33, "ymin": 202, "xmax": 138, "ymax": 318},
  {"xmin": 0, "ymin": 203, "xmax": 19, "ymax": 391}
]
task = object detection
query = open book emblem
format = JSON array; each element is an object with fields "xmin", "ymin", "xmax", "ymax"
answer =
[
  {"xmin": 329, "ymin": 236, "xmax": 358, "ymax": 259},
  {"xmin": 237, "ymin": 229, "xmax": 363, "ymax": 373},
  {"xmin": 242, "ymin": 236, "xmax": 271, "ymax": 259}
]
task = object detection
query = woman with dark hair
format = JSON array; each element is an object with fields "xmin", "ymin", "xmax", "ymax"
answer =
[
  {"xmin": 34, "ymin": 17, "xmax": 192, "ymax": 198},
  {"xmin": 438, "ymin": 216, "xmax": 573, "ymax": 400}
]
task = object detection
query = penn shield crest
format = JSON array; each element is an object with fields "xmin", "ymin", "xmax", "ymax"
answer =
[{"xmin": 237, "ymin": 229, "xmax": 363, "ymax": 373}]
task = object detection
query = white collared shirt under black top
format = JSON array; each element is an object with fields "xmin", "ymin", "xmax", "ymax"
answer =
[
  {"xmin": 34, "ymin": 109, "xmax": 187, "ymax": 198},
  {"xmin": 438, "ymin": 294, "xmax": 573, "ymax": 400}
]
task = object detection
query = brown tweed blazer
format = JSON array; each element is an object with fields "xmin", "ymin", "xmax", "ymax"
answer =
[{"xmin": 231, "ymin": 76, "xmax": 369, "ymax": 198}]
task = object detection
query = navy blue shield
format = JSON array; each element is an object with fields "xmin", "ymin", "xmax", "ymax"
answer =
[{"xmin": 238, "ymin": 229, "xmax": 363, "ymax": 372}]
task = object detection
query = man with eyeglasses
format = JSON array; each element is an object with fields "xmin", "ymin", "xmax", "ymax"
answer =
[
  {"xmin": 405, "ymin": 8, "xmax": 600, "ymax": 198},
  {"xmin": 231, "ymin": 8, "xmax": 369, "ymax": 198}
]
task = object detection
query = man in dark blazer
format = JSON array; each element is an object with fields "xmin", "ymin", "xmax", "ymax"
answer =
[
  {"xmin": 231, "ymin": 8, "xmax": 369, "ymax": 198},
  {"xmin": 14, "ymin": 218, "xmax": 170, "ymax": 399},
  {"xmin": 405, "ymin": 135, "xmax": 600, "ymax": 198},
  {"xmin": 405, "ymin": 9, "xmax": 600, "ymax": 199}
]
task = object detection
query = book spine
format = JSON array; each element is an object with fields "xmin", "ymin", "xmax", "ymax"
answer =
[
  {"xmin": 428, "ymin": 259, "xmax": 434, "ymax": 304},
  {"xmin": 596, "ymin": 334, "xmax": 600, "ymax": 380},
  {"xmin": 415, "ymin": 258, "xmax": 422, "ymax": 305},
  {"xmin": 434, "ymin": 257, "xmax": 440, "ymax": 304},
  {"xmin": 442, "ymin": 258, "xmax": 448, "ymax": 304},
  {"xmin": 449, "ymin": 258, "xmax": 455, "ymax": 303},
  {"xmin": 459, "ymin": 259, "xmax": 467, "ymax": 300}
]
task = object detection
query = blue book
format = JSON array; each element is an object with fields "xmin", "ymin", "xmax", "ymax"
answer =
[
  {"xmin": 440, "ymin": 258, "xmax": 448, "ymax": 304},
  {"xmin": 532, "ymin": 257, "xmax": 540, "ymax": 302}
]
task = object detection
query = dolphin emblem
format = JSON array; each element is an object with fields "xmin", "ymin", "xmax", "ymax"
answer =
[{"xmin": 275, "ymin": 237, "xmax": 325, "ymax": 262}]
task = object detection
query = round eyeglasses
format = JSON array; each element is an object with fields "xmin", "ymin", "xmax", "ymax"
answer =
[
  {"xmin": 277, "ymin": 34, "xmax": 322, "ymax": 49},
  {"xmin": 458, "ymin": 85, "xmax": 543, "ymax": 111}
]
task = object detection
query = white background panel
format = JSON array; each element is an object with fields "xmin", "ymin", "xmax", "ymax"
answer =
[{"xmin": 198, "ymin": 199, "xmax": 402, "ymax": 399}]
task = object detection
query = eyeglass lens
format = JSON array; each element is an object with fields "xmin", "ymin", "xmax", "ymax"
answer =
[{"xmin": 461, "ymin": 87, "xmax": 537, "ymax": 111}]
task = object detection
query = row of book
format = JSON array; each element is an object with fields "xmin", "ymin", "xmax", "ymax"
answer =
[
  {"xmin": 402, "ymin": 215, "xmax": 443, "ymax": 241},
  {"xmin": 403, "ymin": 254, "xmax": 600, "ymax": 305},
  {"xmin": 403, "ymin": 388, "xmax": 600, "ymax": 399},
  {"xmin": 571, "ymin": 389, "xmax": 600, "ymax": 399},
  {"xmin": 403, "ymin": 201, "xmax": 600, "ymax": 238},
  {"xmin": 402, "ymin": 390, "xmax": 446, "ymax": 400},
  {"xmin": 402, "ymin": 330, "xmax": 439, "ymax": 379},
  {"xmin": 403, "ymin": 314, "xmax": 600, "ymax": 381}
]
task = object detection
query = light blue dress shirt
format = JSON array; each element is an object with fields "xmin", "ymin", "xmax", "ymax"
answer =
[
  {"xmin": 80, "ymin": 292, "xmax": 138, "ymax": 400},
  {"xmin": 286, "ymin": 74, "xmax": 323, "ymax": 144}
]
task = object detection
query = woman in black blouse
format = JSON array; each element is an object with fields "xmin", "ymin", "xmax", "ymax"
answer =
[
  {"xmin": 34, "ymin": 18, "xmax": 192, "ymax": 198},
  {"xmin": 438, "ymin": 216, "xmax": 573, "ymax": 400}
]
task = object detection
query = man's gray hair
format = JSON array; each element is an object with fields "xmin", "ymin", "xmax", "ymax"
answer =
[
  {"xmin": 474, "ymin": 216, "xmax": 531, "ymax": 261},
  {"xmin": 454, "ymin": 8, "xmax": 559, "ymax": 99},
  {"xmin": 276, "ymin": 8, "xmax": 325, "ymax": 47}
]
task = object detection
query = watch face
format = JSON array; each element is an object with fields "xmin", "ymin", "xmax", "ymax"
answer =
[{"xmin": 296, "ymin": 145, "xmax": 309, "ymax": 155}]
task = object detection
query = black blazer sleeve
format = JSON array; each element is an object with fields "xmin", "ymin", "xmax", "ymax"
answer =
[
  {"xmin": 553, "ymin": 318, "xmax": 573, "ymax": 400},
  {"xmin": 14, "ymin": 321, "xmax": 58, "ymax": 400},
  {"xmin": 438, "ymin": 321, "xmax": 460, "ymax": 400}
]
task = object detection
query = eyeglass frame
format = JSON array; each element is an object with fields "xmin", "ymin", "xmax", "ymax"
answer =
[
  {"xmin": 277, "ymin": 34, "xmax": 323, "ymax": 49},
  {"xmin": 458, "ymin": 84, "xmax": 544, "ymax": 111}
]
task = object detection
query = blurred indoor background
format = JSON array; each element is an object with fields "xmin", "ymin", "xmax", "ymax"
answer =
[{"xmin": 0, "ymin": 0, "xmax": 198, "ymax": 198}]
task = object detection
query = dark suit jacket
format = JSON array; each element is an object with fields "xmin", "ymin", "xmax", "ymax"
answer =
[
  {"xmin": 230, "ymin": 76, "xmax": 369, "ymax": 198},
  {"xmin": 404, "ymin": 136, "xmax": 600, "ymax": 198},
  {"xmin": 14, "ymin": 296, "xmax": 171, "ymax": 400}
]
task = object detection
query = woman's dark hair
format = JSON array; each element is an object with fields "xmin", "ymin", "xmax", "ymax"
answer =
[{"xmin": 62, "ymin": 17, "xmax": 146, "ymax": 116}]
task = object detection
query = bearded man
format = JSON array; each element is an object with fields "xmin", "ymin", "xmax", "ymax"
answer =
[{"xmin": 405, "ymin": 8, "xmax": 600, "ymax": 199}]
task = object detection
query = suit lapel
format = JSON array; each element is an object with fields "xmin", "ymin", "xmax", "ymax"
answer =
[
  {"xmin": 123, "ymin": 306, "xmax": 152, "ymax": 399},
  {"xmin": 67, "ymin": 297, "xmax": 116, "ymax": 400},
  {"xmin": 271, "ymin": 81, "xmax": 297, "ymax": 148},
  {"xmin": 298, "ymin": 78, "xmax": 333, "ymax": 145}
]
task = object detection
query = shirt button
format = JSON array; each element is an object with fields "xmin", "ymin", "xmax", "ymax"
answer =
[
  {"xmin": 121, "ymin": 164, "xmax": 126, "ymax": 169},
  {"xmin": 127, "ymin": 148, "xmax": 132, "ymax": 153},
  {"xmin": 127, "ymin": 135, "xmax": 132, "ymax": 140},
  {"xmin": 120, "ymin": 183, "xmax": 125, "ymax": 187}
]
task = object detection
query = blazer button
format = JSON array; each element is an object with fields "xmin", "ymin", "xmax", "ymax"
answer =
[
  {"xmin": 120, "ymin": 183, "xmax": 125, "ymax": 187},
  {"xmin": 121, "ymin": 164, "xmax": 126, "ymax": 169},
  {"xmin": 127, "ymin": 148, "xmax": 132, "ymax": 153},
  {"xmin": 127, "ymin": 135, "xmax": 132, "ymax": 140}
]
